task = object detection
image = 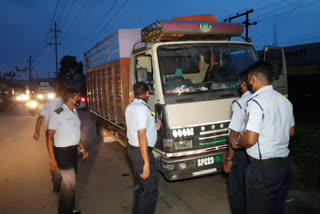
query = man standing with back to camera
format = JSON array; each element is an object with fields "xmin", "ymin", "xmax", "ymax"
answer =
[
  {"xmin": 125, "ymin": 82, "xmax": 160, "ymax": 214},
  {"xmin": 232, "ymin": 61, "xmax": 295, "ymax": 214}
]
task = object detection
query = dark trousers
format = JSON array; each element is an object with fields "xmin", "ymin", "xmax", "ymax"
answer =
[
  {"xmin": 54, "ymin": 146, "xmax": 78, "ymax": 214},
  {"xmin": 46, "ymin": 130, "xmax": 62, "ymax": 192},
  {"xmin": 127, "ymin": 146, "xmax": 159, "ymax": 214},
  {"xmin": 246, "ymin": 157, "xmax": 292, "ymax": 214},
  {"xmin": 228, "ymin": 149, "xmax": 248, "ymax": 214}
]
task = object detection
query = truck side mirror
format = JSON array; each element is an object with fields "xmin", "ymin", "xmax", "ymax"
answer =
[{"xmin": 136, "ymin": 68, "xmax": 148, "ymax": 82}]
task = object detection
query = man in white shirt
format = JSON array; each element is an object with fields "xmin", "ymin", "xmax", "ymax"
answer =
[
  {"xmin": 125, "ymin": 82, "xmax": 160, "ymax": 214},
  {"xmin": 48, "ymin": 88, "xmax": 89, "ymax": 214},
  {"xmin": 234, "ymin": 62, "xmax": 295, "ymax": 214},
  {"xmin": 33, "ymin": 89, "xmax": 64, "ymax": 192},
  {"xmin": 224, "ymin": 70, "xmax": 251, "ymax": 214}
]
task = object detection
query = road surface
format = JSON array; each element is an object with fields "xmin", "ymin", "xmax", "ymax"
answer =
[{"xmin": 0, "ymin": 103, "xmax": 319, "ymax": 214}]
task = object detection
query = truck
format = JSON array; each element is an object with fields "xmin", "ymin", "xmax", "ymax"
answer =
[
  {"xmin": 85, "ymin": 15, "xmax": 288, "ymax": 181},
  {"xmin": 36, "ymin": 81, "xmax": 56, "ymax": 102}
]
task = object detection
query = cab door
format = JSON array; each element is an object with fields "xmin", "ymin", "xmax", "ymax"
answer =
[
  {"xmin": 263, "ymin": 46, "xmax": 288, "ymax": 96},
  {"xmin": 133, "ymin": 52, "xmax": 157, "ymax": 112}
]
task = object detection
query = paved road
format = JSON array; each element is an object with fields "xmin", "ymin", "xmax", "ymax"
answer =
[{"xmin": 0, "ymin": 103, "xmax": 319, "ymax": 214}]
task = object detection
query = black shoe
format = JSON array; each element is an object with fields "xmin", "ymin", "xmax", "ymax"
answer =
[{"xmin": 73, "ymin": 210, "xmax": 81, "ymax": 214}]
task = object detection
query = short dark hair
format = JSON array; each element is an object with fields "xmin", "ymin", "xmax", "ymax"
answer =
[
  {"xmin": 56, "ymin": 87, "xmax": 65, "ymax": 97},
  {"xmin": 133, "ymin": 82, "xmax": 149, "ymax": 97},
  {"xmin": 62, "ymin": 88, "xmax": 80, "ymax": 103},
  {"xmin": 248, "ymin": 61, "xmax": 273, "ymax": 83}
]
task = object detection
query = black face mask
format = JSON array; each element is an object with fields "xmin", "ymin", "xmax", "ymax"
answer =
[
  {"xmin": 247, "ymin": 83, "xmax": 253, "ymax": 92},
  {"xmin": 75, "ymin": 99, "xmax": 81, "ymax": 107}
]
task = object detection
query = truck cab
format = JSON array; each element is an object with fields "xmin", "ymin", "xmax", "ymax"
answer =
[
  {"xmin": 85, "ymin": 15, "xmax": 287, "ymax": 181},
  {"xmin": 128, "ymin": 17, "xmax": 262, "ymax": 180}
]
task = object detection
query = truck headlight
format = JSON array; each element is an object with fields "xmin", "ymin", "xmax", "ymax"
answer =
[
  {"xmin": 174, "ymin": 140, "xmax": 193, "ymax": 150},
  {"xmin": 163, "ymin": 139, "xmax": 173, "ymax": 151},
  {"xmin": 48, "ymin": 93, "xmax": 56, "ymax": 99},
  {"xmin": 37, "ymin": 94, "xmax": 44, "ymax": 99}
]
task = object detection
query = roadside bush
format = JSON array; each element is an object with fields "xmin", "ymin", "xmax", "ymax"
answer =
[{"xmin": 290, "ymin": 122, "xmax": 320, "ymax": 192}]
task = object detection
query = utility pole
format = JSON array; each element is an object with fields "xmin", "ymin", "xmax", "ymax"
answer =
[
  {"xmin": 27, "ymin": 56, "xmax": 33, "ymax": 89},
  {"xmin": 48, "ymin": 22, "xmax": 61, "ymax": 77},
  {"xmin": 224, "ymin": 9, "xmax": 257, "ymax": 42}
]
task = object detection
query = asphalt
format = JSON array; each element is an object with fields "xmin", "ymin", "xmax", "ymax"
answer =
[{"xmin": 0, "ymin": 103, "xmax": 319, "ymax": 214}]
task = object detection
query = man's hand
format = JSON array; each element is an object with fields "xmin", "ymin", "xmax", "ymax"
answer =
[
  {"xmin": 156, "ymin": 122, "xmax": 162, "ymax": 131},
  {"xmin": 231, "ymin": 138, "xmax": 242, "ymax": 150},
  {"xmin": 140, "ymin": 163, "xmax": 151, "ymax": 180},
  {"xmin": 50, "ymin": 160, "xmax": 59, "ymax": 171},
  {"xmin": 223, "ymin": 161, "xmax": 233, "ymax": 173},
  {"xmin": 33, "ymin": 133, "xmax": 40, "ymax": 140},
  {"xmin": 82, "ymin": 151, "xmax": 89, "ymax": 160}
]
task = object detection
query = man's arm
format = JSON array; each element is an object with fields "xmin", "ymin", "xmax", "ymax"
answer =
[
  {"xmin": 138, "ymin": 128, "xmax": 151, "ymax": 180},
  {"xmin": 33, "ymin": 115, "xmax": 44, "ymax": 140},
  {"xmin": 79, "ymin": 142, "xmax": 89, "ymax": 159},
  {"xmin": 239, "ymin": 130, "xmax": 259, "ymax": 148},
  {"xmin": 47, "ymin": 130, "xmax": 59, "ymax": 170},
  {"xmin": 290, "ymin": 126, "xmax": 295, "ymax": 137},
  {"xmin": 224, "ymin": 130, "xmax": 239, "ymax": 173}
]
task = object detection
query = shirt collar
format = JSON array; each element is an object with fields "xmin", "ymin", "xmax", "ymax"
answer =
[
  {"xmin": 62, "ymin": 104, "xmax": 77, "ymax": 114},
  {"xmin": 252, "ymin": 85, "xmax": 273, "ymax": 97},
  {"xmin": 241, "ymin": 91, "xmax": 252, "ymax": 98},
  {"xmin": 134, "ymin": 98, "xmax": 149, "ymax": 108}
]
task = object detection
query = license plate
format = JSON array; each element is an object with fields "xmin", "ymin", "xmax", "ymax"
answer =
[{"xmin": 197, "ymin": 156, "xmax": 215, "ymax": 167}]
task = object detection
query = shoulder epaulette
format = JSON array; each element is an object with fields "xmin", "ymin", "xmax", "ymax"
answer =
[
  {"xmin": 55, "ymin": 108, "xmax": 64, "ymax": 114},
  {"xmin": 232, "ymin": 99, "xmax": 242, "ymax": 109},
  {"xmin": 247, "ymin": 96, "xmax": 264, "ymax": 120}
]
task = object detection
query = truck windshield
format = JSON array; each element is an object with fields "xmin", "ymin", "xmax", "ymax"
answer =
[{"xmin": 158, "ymin": 44, "xmax": 257, "ymax": 95}]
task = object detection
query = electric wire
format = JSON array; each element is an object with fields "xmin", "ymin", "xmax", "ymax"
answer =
[{"xmin": 89, "ymin": 0, "xmax": 129, "ymax": 48}]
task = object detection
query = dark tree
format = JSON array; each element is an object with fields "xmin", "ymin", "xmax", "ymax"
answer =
[{"xmin": 56, "ymin": 56, "xmax": 85, "ymax": 89}]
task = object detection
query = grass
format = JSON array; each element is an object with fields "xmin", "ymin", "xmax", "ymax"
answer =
[{"xmin": 289, "ymin": 119, "xmax": 320, "ymax": 192}]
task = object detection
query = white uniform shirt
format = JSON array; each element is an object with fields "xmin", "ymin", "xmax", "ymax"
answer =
[
  {"xmin": 40, "ymin": 97, "xmax": 64, "ymax": 126},
  {"xmin": 48, "ymin": 104, "xmax": 81, "ymax": 147},
  {"xmin": 229, "ymin": 91, "xmax": 252, "ymax": 132},
  {"xmin": 245, "ymin": 85, "xmax": 295, "ymax": 159},
  {"xmin": 125, "ymin": 99, "xmax": 157, "ymax": 147}
]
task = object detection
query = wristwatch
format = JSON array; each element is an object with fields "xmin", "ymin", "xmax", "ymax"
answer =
[
  {"xmin": 226, "ymin": 157, "xmax": 233, "ymax": 162},
  {"xmin": 80, "ymin": 149, "xmax": 85, "ymax": 153}
]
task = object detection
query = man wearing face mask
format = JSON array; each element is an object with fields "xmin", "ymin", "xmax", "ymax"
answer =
[
  {"xmin": 224, "ymin": 70, "xmax": 251, "ymax": 214},
  {"xmin": 125, "ymin": 82, "xmax": 161, "ymax": 214},
  {"xmin": 232, "ymin": 62, "xmax": 295, "ymax": 214},
  {"xmin": 47, "ymin": 88, "xmax": 89, "ymax": 214},
  {"xmin": 33, "ymin": 88, "xmax": 64, "ymax": 192}
]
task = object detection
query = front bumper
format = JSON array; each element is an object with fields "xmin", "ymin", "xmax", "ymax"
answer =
[{"xmin": 158, "ymin": 150, "xmax": 226, "ymax": 181}]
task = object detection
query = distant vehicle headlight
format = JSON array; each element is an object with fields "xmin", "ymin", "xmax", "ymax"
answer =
[
  {"xmin": 16, "ymin": 96, "xmax": 22, "ymax": 101},
  {"xmin": 37, "ymin": 94, "xmax": 44, "ymax": 99},
  {"xmin": 22, "ymin": 94, "xmax": 30, "ymax": 101},
  {"xmin": 48, "ymin": 93, "xmax": 56, "ymax": 99},
  {"xmin": 28, "ymin": 101, "xmax": 38, "ymax": 108}
]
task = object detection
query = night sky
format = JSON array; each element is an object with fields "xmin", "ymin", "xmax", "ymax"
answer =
[{"xmin": 1, "ymin": 0, "xmax": 320, "ymax": 80}]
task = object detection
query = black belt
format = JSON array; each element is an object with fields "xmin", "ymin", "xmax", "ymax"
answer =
[
  {"xmin": 128, "ymin": 144, "xmax": 140, "ymax": 150},
  {"xmin": 128, "ymin": 144, "xmax": 153, "ymax": 151},
  {"xmin": 54, "ymin": 145, "xmax": 78, "ymax": 150},
  {"xmin": 248, "ymin": 156, "xmax": 289, "ymax": 165}
]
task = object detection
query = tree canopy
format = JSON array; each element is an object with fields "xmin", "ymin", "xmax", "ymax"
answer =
[{"xmin": 56, "ymin": 55, "xmax": 85, "ymax": 89}]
